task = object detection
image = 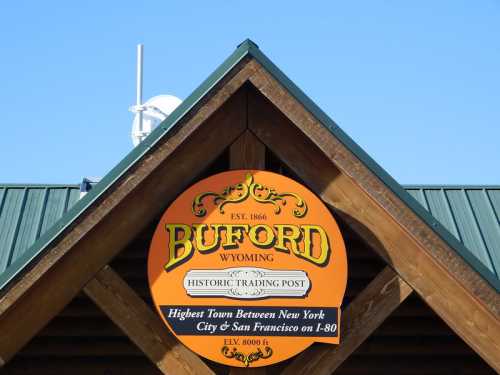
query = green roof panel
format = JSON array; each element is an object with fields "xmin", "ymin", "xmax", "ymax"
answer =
[
  {"xmin": 0, "ymin": 185, "xmax": 80, "ymax": 274},
  {"xmin": 407, "ymin": 187, "xmax": 500, "ymax": 279},
  {"xmin": 11, "ymin": 188, "xmax": 48, "ymax": 263},
  {"xmin": 0, "ymin": 188, "xmax": 26, "ymax": 271},
  {"xmin": 0, "ymin": 39, "xmax": 498, "ymax": 294}
]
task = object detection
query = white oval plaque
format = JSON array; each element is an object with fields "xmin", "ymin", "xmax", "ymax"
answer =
[{"xmin": 183, "ymin": 267, "xmax": 311, "ymax": 299}]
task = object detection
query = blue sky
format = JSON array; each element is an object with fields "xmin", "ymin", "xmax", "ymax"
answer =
[{"xmin": 0, "ymin": 1, "xmax": 498, "ymax": 184}]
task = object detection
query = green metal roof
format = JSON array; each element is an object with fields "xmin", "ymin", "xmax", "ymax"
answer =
[
  {"xmin": 406, "ymin": 186, "xmax": 500, "ymax": 281},
  {"xmin": 0, "ymin": 185, "xmax": 80, "ymax": 274},
  {"xmin": 0, "ymin": 183, "xmax": 498, "ymax": 294},
  {"xmin": 0, "ymin": 39, "xmax": 498, "ymax": 294}
]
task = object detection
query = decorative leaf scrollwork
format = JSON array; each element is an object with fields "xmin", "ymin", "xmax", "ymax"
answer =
[
  {"xmin": 192, "ymin": 181, "xmax": 249, "ymax": 217},
  {"xmin": 192, "ymin": 173, "xmax": 307, "ymax": 218},
  {"xmin": 221, "ymin": 345, "xmax": 273, "ymax": 367}
]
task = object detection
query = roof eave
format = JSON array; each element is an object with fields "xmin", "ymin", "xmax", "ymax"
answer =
[
  {"xmin": 1, "ymin": 38, "xmax": 498, "ymax": 294},
  {"xmin": 246, "ymin": 45, "xmax": 500, "ymax": 292},
  {"xmin": 0, "ymin": 40, "xmax": 256, "ymax": 291}
]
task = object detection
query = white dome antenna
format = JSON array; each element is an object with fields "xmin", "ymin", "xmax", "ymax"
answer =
[{"xmin": 129, "ymin": 44, "xmax": 181, "ymax": 147}]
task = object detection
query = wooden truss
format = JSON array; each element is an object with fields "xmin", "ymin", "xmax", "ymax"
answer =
[{"xmin": 0, "ymin": 56, "xmax": 498, "ymax": 374}]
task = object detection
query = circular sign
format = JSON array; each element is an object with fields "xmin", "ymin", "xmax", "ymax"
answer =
[{"xmin": 148, "ymin": 170, "xmax": 347, "ymax": 367}]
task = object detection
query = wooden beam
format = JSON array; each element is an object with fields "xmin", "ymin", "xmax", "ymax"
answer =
[
  {"xmin": 246, "ymin": 80, "xmax": 500, "ymax": 371},
  {"xmin": 229, "ymin": 130, "xmax": 266, "ymax": 374},
  {"xmin": 230, "ymin": 368, "xmax": 267, "ymax": 375},
  {"xmin": 230, "ymin": 130, "xmax": 266, "ymax": 170},
  {"xmin": 0, "ymin": 61, "xmax": 256, "ymax": 364},
  {"xmin": 0, "ymin": 52, "xmax": 498, "ymax": 373},
  {"xmin": 84, "ymin": 265, "xmax": 214, "ymax": 375},
  {"xmin": 283, "ymin": 267, "xmax": 413, "ymax": 375}
]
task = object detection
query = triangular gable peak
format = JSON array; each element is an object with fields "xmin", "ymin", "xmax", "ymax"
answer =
[{"xmin": 0, "ymin": 40, "xmax": 498, "ymax": 373}]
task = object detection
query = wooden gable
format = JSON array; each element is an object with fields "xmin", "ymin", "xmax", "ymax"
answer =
[{"xmin": 0, "ymin": 41, "xmax": 498, "ymax": 374}]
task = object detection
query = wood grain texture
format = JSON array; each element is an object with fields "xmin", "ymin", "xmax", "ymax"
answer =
[
  {"xmin": 1, "ymin": 53, "xmax": 498, "ymax": 374},
  {"xmin": 230, "ymin": 130, "xmax": 266, "ymax": 170},
  {"xmin": 246, "ymin": 82, "xmax": 500, "ymax": 372},
  {"xmin": 84, "ymin": 266, "xmax": 213, "ymax": 375},
  {"xmin": 248, "ymin": 63, "xmax": 499, "ymax": 317},
  {"xmin": 0, "ymin": 61, "xmax": 255, "ymax": 364},
  {"xmin": 3, "ymin": 359, "xmax": 162, "ymax": 375},
  {"xmin": 4, "ymin": 188, "xmax": 494, "ymax": 374},
  {"xmin": 282, "ymin": 267, "xmax": 413, "ymax": 375}
]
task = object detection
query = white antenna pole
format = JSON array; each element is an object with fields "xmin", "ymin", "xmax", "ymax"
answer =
[
  {"xmin": 136, "ymin": 44, "xmax": 144, "ymax": 134},
  {"xmin": 130, "ymin": 43, "xmax": 181, "ymax": 147}
]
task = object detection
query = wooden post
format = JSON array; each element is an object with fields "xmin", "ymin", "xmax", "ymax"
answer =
[
  {"xmin": 229, "ymin": 130, "xmax": 266, "ymax": 374},
  {"xmin": 245, "ymin": 79, "xmax": 500, "ymax": 372},
  {"xmin": 0, "ymin": 71, "xmax": 252, "ymax": 365},
  {"xmin": 85, "ymin": 266, "xmax": 214, "ymax": 375},
  {"xmin": 230, "ymin": 130, "xmax": 266, "ymax": 170},
  {"xmin": 282, "ymin": 267, "xmax": 413, "ymax": 375}
]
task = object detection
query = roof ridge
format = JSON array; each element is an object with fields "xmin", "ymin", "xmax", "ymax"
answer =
[
  {"xmin": 0, "ymin": 38, "xmax": 499, "ymax": 295},
  {"xmin": 0, "ymin": 40, "xmax": 254, "ymax": 291}
]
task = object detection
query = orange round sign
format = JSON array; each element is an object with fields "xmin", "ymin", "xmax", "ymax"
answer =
[{"xmin": 148, "ymin": 170, "xmax": 347, "ymax": 367}]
